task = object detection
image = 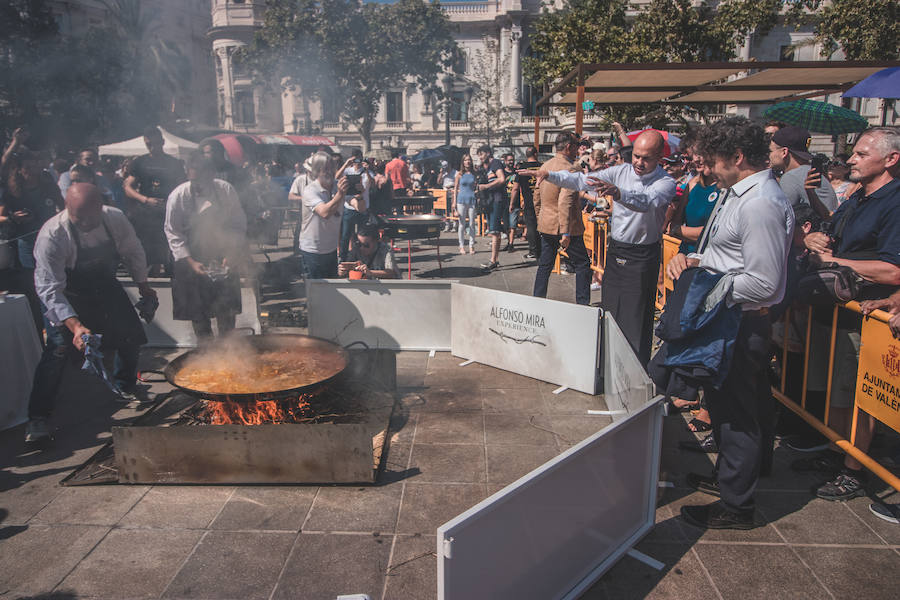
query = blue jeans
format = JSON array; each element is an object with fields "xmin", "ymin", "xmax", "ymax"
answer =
[
  {"xmin": 488, "ymin": 198, "xmax": 509, "ymax": 234},
  {"xmin": 28, "ymin": 324, "xmax": 140, "ymax": 419},
  {"xmin": 300, "ymin": 250, "xmax": 338, "ymax": 279},
  {"xmin": 340, "ymin": 209, "xmax": 368, "ymax": 261}
]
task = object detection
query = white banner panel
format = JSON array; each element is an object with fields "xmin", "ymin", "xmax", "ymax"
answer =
[
  {"xmin": 438, "ymin": 397, "xmax": 664, "ymax": 600},
  {"xmin": 307, "ymin": 279, "xmax": 455, "ymax": 351},
  {"xmin": 603, "ymin": 311, "xmax": 654, "ymax": 419},
  {"xmin": 0, "ymin": 295, "xmax": 41, "ymax": 431},
  {"xmin": 122, "ymin": 280, "xmax": 261, "ymax": 348},
  {"xmin": 450, "ymin": 283, "xmax": 600, "ymax": 394}
]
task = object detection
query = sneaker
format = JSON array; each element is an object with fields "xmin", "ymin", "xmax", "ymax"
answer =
[
  {"xmin": 481, "ymin": 261, "xmax": 499, "ymax": 271},
  {"xmin": 816, "ymin": 470, "xmax": 867, "ymax": 501},
  {"xmin": 506, "ymin": 243, "xmax": 514, "ymax": 253},
  {"xmin": 681, "ymin": 501, "xmax": 754, "ymax": 530},
  {"xmin": 869, "ymin": 502, "xmax": 900, "ymax": 524},
  {"xmin": 784, "ymin": 434, "xmax": 830, "ymax": 453},
  {"xmin": 24, "ymin": 418, "xmax": 50, "ymax": 443},
  {"xmin": 686, "ymin": 472, "xmax": 721, "ymax": 497},
  {"xmin": 560, "ymin": 263, "xmax": 575, "ymax": 274},
  {"xmin": 590, "ymin": 282, "xmax": 602, "ymax": 291},
  {"xmin": 500, "ymin": 233, "xmax": 508, "ymax": 240},
  {"xmin": 791, "ymin": 451, "xmax": 843, "ymax": 474},
  {"xmin": 523, "ymin": 252, "xmax": 537, "ymax": 260}
]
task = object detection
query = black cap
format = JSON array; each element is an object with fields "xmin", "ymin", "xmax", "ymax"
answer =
[
  {"xmin": 771, "ymin": 126, "xmax": 813, "ymax": 161},
  {"xmin": 661, "ymin": 153, "xmax": 683, "ymax": 164}
]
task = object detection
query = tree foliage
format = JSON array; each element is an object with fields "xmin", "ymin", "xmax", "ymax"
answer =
[
  {"xmin": 787, "ymin": 0, "xmax": 900, "ymax": 60},
  {"xmin": 523, "ymin": 0, "xmax": 781, "ymax": 127},
  {"xmin": 243, "ymin": 0, "xmax": 458, "ymax": 150},
  {"xmin": 466, "ymin": 37, "xmax": 516, "ymax": 147}
]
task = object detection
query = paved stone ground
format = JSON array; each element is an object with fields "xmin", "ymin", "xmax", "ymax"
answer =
[{"xmin": 2, "ymin": 231, "xmax": 899, "ymax": 599}]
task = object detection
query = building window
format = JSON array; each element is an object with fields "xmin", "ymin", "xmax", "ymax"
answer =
[
  {"xmin": 234, "ymin": 90, "xmax": 255, "ymax": 125},
  {"xmin": 450, "ymin": 91, "xmax": 468, "ymax": 121},
  {"xmin": 453, "ymin": 51, "xmax": 467, "ymax": 75},
  {"xmin": 218, "ymin": 93, "xmax": 225, "ymax": 125},
  {"xmin": 779, "ymin": 45, "xmax": 795, "ymax": 62},
  {"xmin": 322, "ymin": 97, "xmax": 340, "ymax": 123},
  {"xmin": 385, "ymin": 91, "xmax": 403, "ymax": 123}
]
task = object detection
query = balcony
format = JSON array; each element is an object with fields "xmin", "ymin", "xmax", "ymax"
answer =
[{"xmin": 441, "ymin": 1, "xmax": 497, "ymax": 15}]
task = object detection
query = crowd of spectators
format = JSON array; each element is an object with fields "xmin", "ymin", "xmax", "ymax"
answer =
[{"xmin": 3, "ymin": 115, "xmax": 899, "ymax": 524}]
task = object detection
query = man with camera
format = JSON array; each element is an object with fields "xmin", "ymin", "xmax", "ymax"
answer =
[
  {"xmin": 768, "ymin": 126, "xmax": 837, "ymax": 218},
  {"xmin": 338, "ymin": 150, "xmax": 370, "ymax": 262}
]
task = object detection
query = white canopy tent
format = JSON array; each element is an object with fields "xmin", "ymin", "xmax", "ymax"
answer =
[{"xmin": 98, "ymin": 127, "xmax": 197, "ymax": 161}]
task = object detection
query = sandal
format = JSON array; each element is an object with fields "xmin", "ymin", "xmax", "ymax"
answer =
[{"xmin": 688, "ymin": 418, "xmax": 712, "ymax": 432}]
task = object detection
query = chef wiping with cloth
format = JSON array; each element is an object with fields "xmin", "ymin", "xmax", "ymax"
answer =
[
  {"xmin": 165, "ymin": 151, "xmax": 248, "ymax": 341},
  {"xmin": 25, "ymin": 182, "xmax": 156, "ymax": 443}
]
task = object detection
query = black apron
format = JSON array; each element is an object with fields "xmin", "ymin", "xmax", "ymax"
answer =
[
  {"xmin": 171, "ymin": 186, "xmax": 243, "ymax": 321},
  {"xmin": 66, "ymin": 221, "xmax": 147, "ymax": 348}
]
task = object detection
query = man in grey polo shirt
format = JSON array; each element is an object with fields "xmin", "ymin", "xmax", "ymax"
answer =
[
  {"xmin": 667, "ymin": 117, "xmax": 794, "ymax": 530},
  {"xmin": 769, "ymin": 126, "xmax": 837, "ymax": 217}
]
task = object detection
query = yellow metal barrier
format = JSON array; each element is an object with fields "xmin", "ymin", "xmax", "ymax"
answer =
[
  {"xmin": 656, "ymin": 245, "xmax": 900, "ymax": 492},
  {"xmin": 775, "ymin": 302, "xmax": 900, "ymax": 492}
]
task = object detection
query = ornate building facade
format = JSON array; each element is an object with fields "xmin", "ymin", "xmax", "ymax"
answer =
[{"xmin": 209, "ymin": 0, "xmax": 891, "ymax": 153}]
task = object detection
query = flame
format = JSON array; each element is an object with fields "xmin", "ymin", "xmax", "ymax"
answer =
[{"xmin": 202, "ymin": 396, "xmax": 314, "ymax": 425}]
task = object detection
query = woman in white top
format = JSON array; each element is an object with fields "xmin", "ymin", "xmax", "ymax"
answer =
[{"xmin": 298, "ymin": 151, "xmax": 349, "ymax": 279}]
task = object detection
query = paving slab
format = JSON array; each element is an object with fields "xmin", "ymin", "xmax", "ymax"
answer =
[
  {"xmin": 793, "ymin": 546, "xmax": 900, "ymax": 600},
  {"xmin": 666, "ymin": 490, "xmax": 784, "ymax": 543},
  {"xmin": 550, "ymin": 414, "xmax": 613, "ymax": 446},
  {"xmin": 396, "ymin": 483, "xmax": 487, "ymax": 535},
  {"xmin": 843, "ymin": 494, "xmax": 900, "ymax": 545},
  {"xmin": 210, "ymin": 487, "xmax": 317, "ymax": 531},
  {"xmin": 584, "ymin": 541, "xmax": 714, "ymax": 600},
  {"xmin": 406, "ymin": 387, "xmax": 483, "ymax": 413},
  {"xmin": 59, "ymin": 528, "xmax": 202, "ymax": 598},
  {"xmin": 484, "ymin": 413, "xmax": 557, "ymax": 446},
  {"xmin": 29, "ymin": 485, "xmax": 148, "ymax": 526},
  {"xmin": 407, "ymin": 443, "xmax": 486, "ymax": 483},
  {"xmin": 481, "ymin": 387, "xmax": 546, "ymax": 414},
  {"xmin": 485, "ymin": 444, "xmax": 560, "ymax": 485},
  {"xmin": 383, "ymin": 534, "xmax": 437, "ymax": 600},
  {"xmin": 757, "ymin": 492, "xmax": 885, "ymax": 545},
  {"xmin": 118, "ymin": 487, "xmax": 235, "ymax": 530},
  {"xmin": 413, "ymin": 412, "xmax": 484, "ymax": 445},
  {"xmin": 694, "ymin": 543, "xmax": 829, "ymax": 599},
  {"xmin": 303, "ymin": 485, "xmax": 402, "ymax": 533},
  {"xmin": 0, "ymin": 524, "xmax": 109, "ymax": 596},
  {"xmin": 163, "ymin": 531, "xmax": 296, "ymax": 599},
  {"xmin": 272, "ymin": 532, "xmax": 392, "ymax": 600}
]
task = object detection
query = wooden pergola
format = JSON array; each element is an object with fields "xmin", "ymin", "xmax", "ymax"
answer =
[{"xmin": 532, "ymin": 60, "xmax": 900, "ymax": 146}]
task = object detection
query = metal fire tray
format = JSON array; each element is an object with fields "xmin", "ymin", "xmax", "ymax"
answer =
[{"xmin": 108, "ymin": 349, "xmax": 397, "ymax": 485}]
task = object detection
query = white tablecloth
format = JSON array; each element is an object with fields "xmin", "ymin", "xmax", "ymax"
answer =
[{"xmin": 0, "ymin": 294, "xmax": 41, "ymax": 430}]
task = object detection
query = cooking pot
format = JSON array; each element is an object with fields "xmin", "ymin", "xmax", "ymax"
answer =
[{"xmin": 164, "ymin": 334, "xmax": 349, "ymax": 402}]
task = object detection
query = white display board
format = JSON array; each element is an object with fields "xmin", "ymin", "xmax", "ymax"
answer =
[
  {"xmin": 438, "ymin": 311, "xmax": 662, "ymax": 600},
  {"xmin": 603, "ymin": 310, "xmax": 655, "ymax": 418},
  {"xmin": 122, "ymin": 280, "xmax": 261, "ymax": 348},
  {"xmin": 0, "ymin": 295, "xmax": 42, "ymax": 431},
  {"xmin": 307, "ymin": 279, "xmax": 455, "ymax": 351},
  {"xmin": 450, "ymin": 283, "xmax": 601, "ymax": 394}
]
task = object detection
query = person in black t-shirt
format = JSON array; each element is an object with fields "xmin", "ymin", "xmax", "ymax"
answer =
[
  {"xmin": 510, "ymin": 146, "xmax": 541, "ymax": 259},
  {"xmin": 123, "ymin": 126, "xmax": 186, "ymax": 276},
  {"xmin": 476, "ymin": 145, "xmax": 507, "ymax": 271}
]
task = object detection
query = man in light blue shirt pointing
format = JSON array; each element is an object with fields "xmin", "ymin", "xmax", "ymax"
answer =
[{"xmin": 521, "ymin": 130, "xmax": 675, "ymax": 364}]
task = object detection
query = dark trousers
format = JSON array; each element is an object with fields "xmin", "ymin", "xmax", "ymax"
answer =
[
  {"xmin": 28, "ymin": 324, "xmax": 139, "ymax": 419},
  {"xmin": 533, "ymin": 233, "xmax": 591, "ymax": 305},
  {"xmin": 339, "ymin": 209, "xmax": 368, "ymax": 261},
  {"xmin": 300, "ymin": 250, "xmax": 338, "ymax": 279},
  {"xmin": 522, "ymin": 194, "xmax": 539, "ymax": 256},
  {"xmin": 600, "ymin": 240, "xmax": 660, "ymax": 366},
  {"xmin": 707, "ymin": 313, "xmax": 773, "ymax": 514}
]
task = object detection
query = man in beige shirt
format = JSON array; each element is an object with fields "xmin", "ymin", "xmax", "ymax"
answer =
[{"xmin": 531, "ymin": 132, "xmax": 591, "ymax": 305}]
